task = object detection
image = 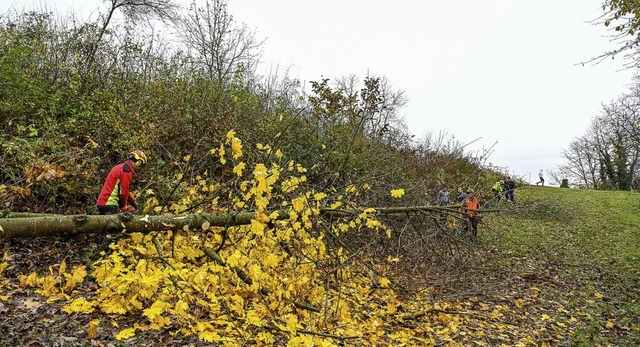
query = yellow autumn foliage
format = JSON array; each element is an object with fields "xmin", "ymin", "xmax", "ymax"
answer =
[{"xmin": 5, "ymin": 132, "xmax": 553, "ymax": 346}]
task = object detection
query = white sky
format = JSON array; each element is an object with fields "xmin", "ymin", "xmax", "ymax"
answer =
[{"xmin": 2, "ymin": 0, "xmax": 637, "ymax": 183}]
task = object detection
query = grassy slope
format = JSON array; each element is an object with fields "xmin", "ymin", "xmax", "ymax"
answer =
[{"xmin": 481, "ymin": 185, "xmax": 640, "ymax": 346}]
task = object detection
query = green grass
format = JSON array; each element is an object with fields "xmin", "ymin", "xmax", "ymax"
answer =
[{"xmin": 483, "ymin": 185, "xmax": 640, "ymax": 346}]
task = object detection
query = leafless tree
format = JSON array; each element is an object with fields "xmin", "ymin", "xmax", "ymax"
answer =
[
  {"xmin": 90, "ymin": 0, "xmax": 180, "ymax": 66},
  {"xmin": 560, "ymin": 91, "xmax": 640, "ymax": 190},
  {"xmin": 177, "ymin": 0, "xmax": 264, "ymax": 86},
  {"xmin": 560, "ymin": 135, "xmax": 600, "ymax": 188}
]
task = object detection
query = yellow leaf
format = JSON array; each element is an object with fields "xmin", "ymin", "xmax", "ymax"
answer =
[
  {"xmin": 314, "ymin": 192, "xmax": 326, "ymax": 201},
  {"xmin": 292, "ymin": 199, "xmax": 304, "ymax": 212},
  {"xmin": 285, "ymin": 314, "xmax": 299, "ymax": 334},
  {"xmin": 233, "ymin": 162, "xmax": 246, "ymax": 177},
  {"xmin": 386, "ymin": 256, "xmax": 400, "ymax": 263},
  {"xmin": 87, "ymin": 320, "xmax": 99, "ymax": 339},
  {"xmin": 390, "ymin": 188, "xmax": 405, "ymax": 198},
  {"xmin": 62, "ymin": 297, "xmax": 95, "ymax": 314},
  {"xmin": 115, "ymin": 327, "xmax": 136, "ymax": 340},
  {"xmin": 199, "ymin": 330, "xmax": 221, "ymax": 342},
  {"xmin": 143, "ymin": 300, "xmax": 171, "ymax": 320},
  {"xmin": 262, "ymin": 254, "xmax": 279, "ymax": 269},
  {"xmin": 514, "ymin": 298, "xmax": 525, "ymax": 308},
  {"xmin": 605, "ymin": 321, "xmax": 615, "ymax": 329},
  {"xmin": 594, "ymin": 292, "xmax": 604, "ymax": 298},
  {"xmin": 58, "ymin": 260, "xmax": 67, "ymax": 275},
  {"xmin": 541, "ymin": 313, "xmax": 552, "ymax": 321},
  {"xmin": 330, "ymin": 201, "xmax": 342, "ymax": 209},
  {"xmin": 246, "ymin": 309, "xmax": 261, "ymax": 326},
  {"xmin": 231, "ymin": 137, "xmax": 243, "ymax": 159},
  {"xmin": 227, "ymin": 294, "xmax": 244, "ymax": 315}
]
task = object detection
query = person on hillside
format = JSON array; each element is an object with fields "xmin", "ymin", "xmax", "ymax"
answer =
[
  {"xmin": 504, "ymin": 176, "xmax": 516, "ymax": 202},
  {"xmin": 536, "ymin": 169, "xmax": 545, "ymax": 186},
  {"xmin": 96, "ymin": 150, "xmax": 147, "ymax": 215},
  {"xmin": 456, "ymin": 187, "xmax": 467, "ymax": 203},
  {"xmin": 436, "ymin": 186, "xmax": 451, "ymax": 225},
  {"xmin": 436, "ymin": 186, "xmax": 450, "ymax": 205},
  {"xmin": 491, "ymin": 180, "xmax": 504, "ymax": 201},
  {"xmin": 460, "ymin": 188, "xmax": 481, "ymax": 237}
]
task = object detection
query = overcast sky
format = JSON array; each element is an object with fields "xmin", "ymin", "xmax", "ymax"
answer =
[{"xmin": 2, "ymin": 0, "xmax": 637, "ymax": 184}]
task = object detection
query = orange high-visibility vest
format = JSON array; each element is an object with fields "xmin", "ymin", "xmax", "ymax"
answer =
[{"xmin": 461, "ymin": 197, "xmax": 480, "ymax": 216}]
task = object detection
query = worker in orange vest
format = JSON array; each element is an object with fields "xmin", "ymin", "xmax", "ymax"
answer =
[{"xmin": 460, "ymin": 188, "xmax": 481, "ymax": 237}]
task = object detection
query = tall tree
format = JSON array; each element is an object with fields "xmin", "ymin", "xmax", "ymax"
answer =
[
  {"xmin": 177, "ymin": 0, "xmax": 264, "ymax": 85},
  {"xmin": 89, "ymin": 0, "xmax": 180, "ymax": 68},
  {"xmin": 560, "ymin": 135, "xmax": 601, "ymax": 188}
]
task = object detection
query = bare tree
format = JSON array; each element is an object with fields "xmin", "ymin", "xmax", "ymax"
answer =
[
  {"xmin": 89, "ymin": 0, "xmax": 180, "ymax": 67},
  {"xmin": 560, "ymin": 135, "xmax": 601, "ymax": 188},
  {"xmin": 561, "ymin": 93, "xmax": 640, "ymax": 190},
  {"xmin": 177, "ymin": 0, "xmax": 264, "ymax": 85}
]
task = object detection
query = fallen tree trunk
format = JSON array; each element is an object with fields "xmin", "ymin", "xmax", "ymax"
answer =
[
  {"xmin": 0, "ymin": 205, "xmax": 499, "ymax": 239},
  {"xmin": 0, "ymin": 210, "xmax": 289, "ymax": 239}
]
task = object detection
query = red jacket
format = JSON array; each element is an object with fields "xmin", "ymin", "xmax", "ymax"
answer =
[{"xmin": 96, "ymin": 160, "xmax": 137, "ymax": 210}]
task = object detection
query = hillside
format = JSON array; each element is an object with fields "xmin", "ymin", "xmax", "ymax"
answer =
[
  {"xmin": 1, "ymin": 185, "xmax": 638, "ymax": 346},
  {"xmin": 479, "ymin": 186, "xmax": 640, "ymax": 346}
]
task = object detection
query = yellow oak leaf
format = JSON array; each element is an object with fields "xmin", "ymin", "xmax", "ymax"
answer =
[
  {"xmin": 62, "ymin": 297, "xmax": 95, "ymax": 313},
  {"xmin": 143, "ymin": 300, "xmax": 171, "ymax": 320},
  {"xmin": 87, "ymin": 320, "xmax": 99, "ymax": 339},
  {"xmin": 115, "ymin": 327, "xmax": 136, "ymax": 340}
]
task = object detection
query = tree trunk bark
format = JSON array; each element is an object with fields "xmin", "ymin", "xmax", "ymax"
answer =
[
  {"xmin": 0, "ymin": 205, "xmax": 498, "ymax": 239},
  {"xmin": 0, "ymin": 210, "xmax": 288, "ymax": 239}
]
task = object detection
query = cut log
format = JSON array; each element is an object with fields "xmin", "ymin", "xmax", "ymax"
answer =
[
  {"xmin": 0, "ymin": 206, "xmax": 499, "ymax": 239},
  {"xmin": 0, "ymin": 210, "xmax": 288, "ymax": 239}
]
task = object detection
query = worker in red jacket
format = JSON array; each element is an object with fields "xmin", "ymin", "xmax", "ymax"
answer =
[{"xmin": 96, "ymin": 150, "xmax": 147, "ymax": 215}]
